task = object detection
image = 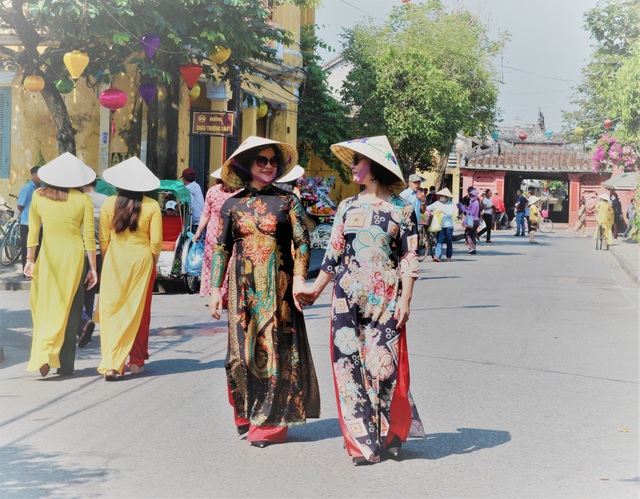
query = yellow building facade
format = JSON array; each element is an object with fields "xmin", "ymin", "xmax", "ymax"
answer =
[{"xmin": 0, "ymin": 4, "xmax": 313, "ymax": 202}]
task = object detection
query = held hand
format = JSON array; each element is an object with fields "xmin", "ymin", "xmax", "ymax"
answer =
[
  {"xmin": 295, "ymin": 283, "xmax": 320, "ymax": 310},
  {"xmin": 208, "ymin": 289, "xmax": 224, "ymax": 320},
  {"xmin": 292, "ymin": 278, "xmax": 310, "ymax": 312},
  {"xmin": 23, "ymin": 261, "xmax": 34, "ymax": 278},
  {"xmin": 394, "ymin": 296, "xmax": 411, "ymax": 329},
  {"xmin": 84, "ymin": 269, "xmax": 98, "ymax": 290}
]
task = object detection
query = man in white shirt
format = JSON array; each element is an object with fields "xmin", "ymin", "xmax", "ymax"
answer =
[{"xmin": 180, "ymin": 168, "xmax": 205, "ymax": 233}]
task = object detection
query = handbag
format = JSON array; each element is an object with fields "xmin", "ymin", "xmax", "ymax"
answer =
[
  {"xmin": 463, "ymin": 213, "xmax": 474, "ymax": 228},
  {"xmin": 185, "ymin": 239, "xmax": 204, "ymax": 276},
  {"xmin": 428, "ymin": 211, "xmax": 442, "ymax": 232}
]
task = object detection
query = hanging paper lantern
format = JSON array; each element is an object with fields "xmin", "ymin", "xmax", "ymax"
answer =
[
  {"xmin": 139, "ymin": 83, "xmax": 157, "ymax": 105},
  {"xmin": 518, "ymin": 132, "xmax": 528, "ymax": 141},
  {"xmin": 141, "ymin": 33, "xmax": 160, "ymax": 59},
  {"xmin": 23, "ymin": 75, "xmax": 45, "ymax": 93},
  {"xmin": 209, "ymin": 46, "xmax": 231, "ymax": 64},
  {"xmin": 55, "ymin": 78, "xmax": 74, "ymax": 94},
  {"xmin": 190, "ymin": 84, "xmax": 201, "ymax": 100},
  {"xmin": 603, "ymin": 118, "xmax": 613, "ymax": 130},
  {"xmin": 574, "ymin": 126, "xmax": 584, "ymax": 136},
  {"xmin": 256, "ymin": 102, "xmax": 268, "ymax": 119},
  {"xmin": 99, "ymin": 86, "xmax": 128, "ymax": 135},
  {"xmin": 180, "ymin": 63, "xmax": 203, "ymax": 89},
  {"xmin": 492, "ymin": 130, "xmax": 499, "ymax": 141},
  {"xmin": 545, "ymin": 130, "xmax": 553, "ymax": 140},
  {"xmin": 63, "ymin": 50, "xmax": 90, "ymax": 81}
]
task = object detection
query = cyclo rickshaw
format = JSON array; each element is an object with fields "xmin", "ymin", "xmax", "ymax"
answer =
[{"xmin": 96, "ymin": 178, "xmax": 199, "ymax": 293}]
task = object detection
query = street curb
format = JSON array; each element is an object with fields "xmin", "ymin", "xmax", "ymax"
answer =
[
  {"xmin": 0, "ymin": 279, "xmax": 30, "ymax": 291},
  {"xmin": 609, "ymin": 244, "xmax": 639, "ymax": 285}
]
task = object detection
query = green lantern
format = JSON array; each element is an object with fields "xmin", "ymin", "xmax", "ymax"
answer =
[{"xmin": 55, "ymin": 78, "xmax": 74, "ymax": 94}]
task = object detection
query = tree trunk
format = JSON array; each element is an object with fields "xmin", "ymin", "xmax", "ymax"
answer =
[
  {"xmin": 41, "ymin": 80, "xmax": 76, "ymax": 154},
  {"xmin": 433, "ymin": 142, "xmax": 453, "ymax": 190}
]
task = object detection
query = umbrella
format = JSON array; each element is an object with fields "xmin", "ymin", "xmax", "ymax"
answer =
[{"xmin": 602, "ymin": 171, "xmax": 640, "ymax": 190}]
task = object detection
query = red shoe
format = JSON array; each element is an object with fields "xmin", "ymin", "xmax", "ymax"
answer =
[{"xmin": 432, "ymin": 257, "xmax": 441, "ymax": 262}]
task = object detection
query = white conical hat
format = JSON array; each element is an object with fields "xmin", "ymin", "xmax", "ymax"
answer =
[
  {"xmin": 37, "ymin": 152, "xmax": 96, "ymax": 188},
  {"xmin": 330, "ymin": 136, "xmax": 405, "ymax": 194},
  {"xmin": 276, "ymin": 164, "xmax": 304, "ymax": 183},
  {"xmin": 102, "ymin": 157, "xmax": 160, "ymax": 192},
  {"xmin": 221, "ymin": 136, "xmax": 298, "ymax": 189},
  {"xmin": 527, "ymin": 196, "xmax": 540, "ymax": 205},
  {"xmin": 436, "ymin": 187, "xmax": 453, "ymax": 198},
  {"xmin": 598, "ymin": 193, "xmax": 610, "ymax": 201},
  {"xmin": 210, "ymin": 167, "xmax": 222, "ymax": 179}
]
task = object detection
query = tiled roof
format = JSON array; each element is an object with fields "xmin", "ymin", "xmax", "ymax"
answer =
[{"xmin": 464, "ymin": 144, "xmax": 592, "ymax": 173}]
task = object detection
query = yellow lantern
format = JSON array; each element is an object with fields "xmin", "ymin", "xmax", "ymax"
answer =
[
  {"xmin": 190, "ymin": 84, "xmax": 201, "ymax": 100},
  {"xmin": 209, "ymin": 46, "xmax": 231, "ymax": 64},
  {"xmin": 574, "ymin": 126, "xmax": 584, "ymax": 136},
  {"xmin": 63, "ymin": 50, "xmax": 90, "ymax": 80},
  {"xmin": 23, "ymin": 74, "xmax": 45, "ymax": 93},
  {"xmin": 256, "ymin": 102, "xmax": 269, "ymax": 119}
]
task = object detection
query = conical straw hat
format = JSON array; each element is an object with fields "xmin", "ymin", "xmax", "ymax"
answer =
[
  {"xmin": 210, "ymin": 167, "xmax": 222, "ymax": 179},
  {"xmin": 436, "ymin": 187, "xmax": 453, "ymax": 198},
  {"xmin": 330, "ymin": 136, "xmax": 405, "ymax": 194},
  {"xmin": 276, "ymin": 165, "xmax": 305, "ymax": 183},
  {"xmin": 37, "ymin": 152, "xmax": 96, "ymax": 188},
  {"xmin": 221, "ymin": 136, "xmax": 298, "ymax": 189},
  {"xmin": 102, "ymin": 157, "xmax": 160, "ymax": 192}
]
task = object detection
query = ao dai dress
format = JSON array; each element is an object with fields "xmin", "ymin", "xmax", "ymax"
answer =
[
  {"xmin": 321, "ymin": 193, "xmax": 425, "ymax": 463},
  {"xmin": 211, "ymin": 185, "xmax": 320, "ymax": 429}
]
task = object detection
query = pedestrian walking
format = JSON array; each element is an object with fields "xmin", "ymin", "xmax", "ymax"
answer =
[
  {"xmin": 610, "ymin": 190, "xmax": 625, "ymax": 239},
  {"xmin": 594, "ymin": 193, "xmax": 614, "ymax": 247},
  {"xmin": 427, "ymin": 187, "xmax": 455, "ymax": 261},
  {"xmin": 77, "ymin": 178, "xmax": 108, "ymax": 348},
  {"xmin": 192, "ymin": 167, "xmax": 238, "ymax": 300},
  {"xmin": 17, "ymin": 165, "xmax": 41, "ymax": 272},
  {"xmin": 463, "ymin": 189, "xmax": 481, "ymax": 254},
  {"xmin": 477, "ymin": 189, "xmax": 494, "ymax": 243},
  {"xmin": 298, "ymin": 135, "xmax": 425, "ymax": 465},
  {"xmin": 622, "ymin": 198, "xmax": 636, "ymax": 238},
  {"xmin": 97, "ymin": 158, "xmax": 162, "ymax": 381},
  {"xmin": 527, "ymin": 196, "xmax": 541, "ymax": 244},
  {"xmin": 23, "ymin": 153, "xmax": 98, "ymax": 377},
  {"xmin": 491, "ymin": 190, "xmax": 506, "ymax": 229},
  {"xmin": 574, "ymin": 197, "xmax": 587, "ymax": 237},
  {"xmin": 399, "ymin": 173, "xmax": 426, "ymax": 222},
  {"xmin": 180, "ymin": 167, "xmax": 205, "ymax": 233},
  {"xmin": 208, "ymin": 136, "xmax": 320, "ymax": 448},
  {"xmin": 514, "ymin": 189, "xmax": 528, "ymax": 236}
]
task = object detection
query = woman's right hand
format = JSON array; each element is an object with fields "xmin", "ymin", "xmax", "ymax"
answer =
[{"xmin": 208, "ymin": 289, "xmax": 224, "ymax": 319}]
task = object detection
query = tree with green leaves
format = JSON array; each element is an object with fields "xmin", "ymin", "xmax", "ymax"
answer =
[
  {"xmin": 562, "ymin": 0, "xmax": 640, "ymax": 143},
  {"xmin": 0, "ymin": 0, "xmax": 316, "ymax": 177},
  {"xmin": 340, "ymin": 0, "xmax": 503, "ymax": 182},
  {"xmin": 296, "ymin": 25, "xmax": 353, "ymax": 182}
]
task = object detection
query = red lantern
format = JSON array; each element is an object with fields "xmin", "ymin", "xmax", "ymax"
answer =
[
  {"xmin": 518, "ymin": 132, "xmax": 528, "ymax": 141},
  {"xmin": 180, "ymin": 63, "xmax": 203, "ymax": 90},
  {"xmin": 99, "ymin": 86, "xmax": 128, "ymax": 135},
  {"xmin": 603, "ymin": 118, "xmax": 613, "ymax": 130}
]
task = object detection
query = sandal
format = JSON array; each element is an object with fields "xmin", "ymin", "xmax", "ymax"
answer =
[
  {"xmin": 39, "ymin": 364, "xmax": 50, "ymax": 378},
  {"xmin": 104, "ymin": 370, "xmax": 118, "ymax": 381}
]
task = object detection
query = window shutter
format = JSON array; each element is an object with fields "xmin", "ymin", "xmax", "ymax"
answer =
[{"xmin": 0, "ymin": 87, "xmax": 11, "ymax": 179}]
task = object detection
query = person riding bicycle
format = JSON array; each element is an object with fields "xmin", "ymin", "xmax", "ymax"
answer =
[{"xmin": 594, "ymin": 193, "xmax": 614, "ymax": 247}]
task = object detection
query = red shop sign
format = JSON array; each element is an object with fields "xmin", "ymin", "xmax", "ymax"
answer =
[{"xmin": 191, "ymin": 111, "xmax": 235, "ymax": 136}]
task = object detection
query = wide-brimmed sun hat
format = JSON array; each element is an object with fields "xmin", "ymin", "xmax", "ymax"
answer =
[
  {"xmin": 37, "ymin": 152, "xmax": 96, "ymax": 188},
  {"xmin": 598, "ymin": 193, "xmax": 611, "ymax": 201},
  {"xmin": 330, "ymin": 136, "xmax": 405, "ymax": 193},
  {"xmin": 527, "ymin": 196, "xmax": 540, "ymax": 205},
  {"xmin": 221, "ymin": 136, "xmax": 298, "ymax": 189},
  {"xmin": 276, "ymin": 164, "xmax": 305, "ymax": 183},
  {"xmin": 102, "ymin": 157, "xmax": 160, "ymax": 192},
  {"xmin": 436, "ymin": 187, "xmax": 453, "ymax": 198}
]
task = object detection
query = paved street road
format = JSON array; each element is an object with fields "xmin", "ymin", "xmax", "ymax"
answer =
[{"xmin": 1, "ymin": 231, "xmax": 638, "ymax": 498}]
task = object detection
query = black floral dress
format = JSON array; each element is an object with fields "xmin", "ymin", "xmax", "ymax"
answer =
[
  {"xmin": 321, "ymin": 193, "xmax": 425, "ymax": 462},
  {"xmin": 211, "ymin": 185, "xmax": 320, "ymax": 427}
]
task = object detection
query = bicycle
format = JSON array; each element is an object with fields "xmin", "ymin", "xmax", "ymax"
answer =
[
  {"xmin": 595, "ymin": 224, "xmax": 608, "ymax": 251},
  {"xmin": 0, "ymin": 217, "xmax": 21, "ymax": 266},
  {"xmin": 417, "ymin": 222, "xmax": 436, "ymax": 262}
]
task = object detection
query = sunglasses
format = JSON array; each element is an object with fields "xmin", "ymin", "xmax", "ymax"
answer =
[
  {"xmin": 352, "ymin": 154, "xmax": 362, "ymax": 165},
  {"xmin": 254, "ymin": 155, "xmax": 279, "ymax": 168}
]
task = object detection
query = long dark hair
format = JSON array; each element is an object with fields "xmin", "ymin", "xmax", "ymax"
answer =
[
  {"xmin": 232, "ymin": 145, "xmax": 285, "ymax": 185},
  {"xmin": 113, "ymin": 189, "xmax": 143, "ymax": 233},
  {"xmin": 369, "ymin": 160, "xmax": 400, "ymax": 186}
]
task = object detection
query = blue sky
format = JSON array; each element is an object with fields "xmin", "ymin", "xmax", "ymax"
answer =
[{"xmin": 315, "ymin": 0, "xmax": 599, "ymax": 134}]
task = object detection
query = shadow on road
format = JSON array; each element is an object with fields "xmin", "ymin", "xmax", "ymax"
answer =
[
  {"xmin": 288, "ymin": 417, "xmax": 343, "ymax": 442},
  {"xmin": 137, "ymin": 358, "xmax": 225, "ymax": 377},
  {"xmin": 0, "ymin": 444, "xmax": 107, "ymax": 497},
  {"xmin": 404, "ymin": 427, "xmax": 511, "ymax": 460}
]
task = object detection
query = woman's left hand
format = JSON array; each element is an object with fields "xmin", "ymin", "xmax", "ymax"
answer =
[
  {"xmin": 84, "ymin": 269, "xmax": 98, "ymax": 291},
  {"xmin": 394, "ymin": 295, "xmax": 411, "ymax": 329}
]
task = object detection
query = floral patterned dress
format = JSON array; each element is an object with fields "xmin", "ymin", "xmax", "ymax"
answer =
[
  {"xmin": 321, "ymin": 193, "xmax": 425, "ymax": 462},
  {"xmin": 211, "ymin": 185, "xmax": 320, "ymax": 427},
  {"xmin": 200, "ymin": 184, "xmax": 237, "ymax": 298}
]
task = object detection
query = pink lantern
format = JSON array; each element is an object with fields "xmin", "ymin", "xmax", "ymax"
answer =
[
  {"xmin": 139, "ymin": 83, "xmax": 157, "ymax": 105},
  {"xmin": 603, "ymin": 118, "xmax": 613, "ymax": 130},
  {"xmin": 141, "ymin": 33, "xmax": 160, "ymax": 59},
  {"xmin": 518, "ymin": 132, "xmax": 528, "ymax": 141},
  {"xmin": 99, "ymin": 86, "xmax": 127, "ymax": 135},
  {"xmin": 180, "ymin": 63, "xmax": 203, "ymax": 89}
]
